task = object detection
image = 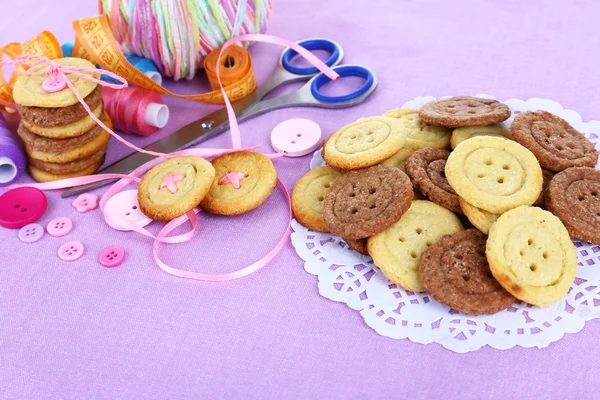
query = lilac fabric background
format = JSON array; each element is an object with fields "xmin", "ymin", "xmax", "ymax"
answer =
[{"xmin": 1, "ymin": 1, "xmax": 600, "ymax": 398}]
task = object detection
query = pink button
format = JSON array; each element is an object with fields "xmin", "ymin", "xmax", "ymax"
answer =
[
  {"xmin": 42, "ymin": 76, "xmax": 67, "ymax": 93},
  {"xmin": 98, "ymin": 245, "xmax": 125, "ymax": 268},
  {"xmin": 18, "ymin": 223, "xmax": 44, "ymax": 243},
  {"xmin": 72, "ymin": 193, "xmax": 99, "ymax": 213},
  {"xmin": 271, "ymin": 118, "xmax": 322, "ymax": 157},
  {"xmin": 0, "ymin": 187, "xmax": 48, "ymax": 229},
  {"xmin": 103, "ymin": 189, "xmax": 152, "ymax": 231},
  {"xmin": 47, "ymin": 217, "xmax": 73, "ymax": 237},
  {"xmin": 58, "ymin": 241, "xmax": 84, "ymax": 261}
]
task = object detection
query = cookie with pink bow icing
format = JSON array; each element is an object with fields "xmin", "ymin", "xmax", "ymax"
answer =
[
  {"xmin": 201, "ymin": 151, "xmax": 278, "ymax": 215},
  {"xmin": 138, "ymin": 156, "xmax": 215, "ymax": 220}
]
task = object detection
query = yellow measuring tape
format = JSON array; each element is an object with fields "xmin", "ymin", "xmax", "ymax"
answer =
[{"xmin": 0, "ymin": 14, "xmax": 257, "ymax": 111}]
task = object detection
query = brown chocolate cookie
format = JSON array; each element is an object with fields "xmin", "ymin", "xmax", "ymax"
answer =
[
  {"xmin": 405, "ymin": 148, "xmax": 461, "ymax": 214},
  {"xmin": 511, "ymin": 111, "xmax": 598, "ymax": 172},
  {"xmin": 546, "ymin": 167, "xmax": 600, "ymax": 244},
  {"xmin": 345, "ymin": 238, "xmax": 369, "ymax": 255},
  {"xmin": 420, "ymin": 229, "xmax": 515, "ymax": 315},
  {"xmin": 28, "ymin": 148, "xmax": 106, "ymax": 174},
  {"xmin": 419, "ymin": 96, "xmax": 511, "ymax": 128},
  {"xmin": 16, "ymin": 85, "xmax": 103, "ymax": 127},
  {"xmin": 323, "ymin": 165, "xmax": 413, "ymax": 239},
  {"xmin": 533, "ymin": 169, "xmax": 555, "ymax": 207},
  {"xmin": 17, "ymin": 120, "xmax": 103, "ymax": 153}
]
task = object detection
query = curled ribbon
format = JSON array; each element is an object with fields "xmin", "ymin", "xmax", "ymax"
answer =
[{"xmin": 4, "ymin": 34, "xmax": 339, "ymax": 281}]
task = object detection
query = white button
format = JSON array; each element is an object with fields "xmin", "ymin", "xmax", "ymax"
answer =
[{"xmin": 271, "ymin": 118, "xmax": 322, "ymax": 157}]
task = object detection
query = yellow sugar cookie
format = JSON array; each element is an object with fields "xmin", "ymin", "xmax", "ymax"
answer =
[
  {"xmin": 459, "ymin": 197, "xmax": 500, "ymax": 235},
  {"xmin": 383, "ymin": 108, "xmax": 451, "ymax": 150},
  {"xmin": 368, "ymin": 200, "xmax": 463, "ymax": 292},
  {"xmin": 13, "ymin": 57, "xmax": 99, "ymax": 108},
  {"xmin": 28, "ymin": 157, "xmax": 103, "ymax": 182},
  {"xmin": 486, "ymin": 206, "xmax": 577, "ymax": 307},
  {"xmin": 379, "ymin": 148, "xmax": 415, "ymax": 172},
  {"xmin": 26, "ymin": 123, "xmax": 111, "ymax": 163},
  {"xmin": 292, "ymin": 166, "xmax": 342, "ymax": 232},
  {"xmin": 138, "ymin": 156, "xmax": 215, "ymax": 220},
  {"xmin": 201, "ymin": 151, "xmax": 277, "ymax": 215},
  {"xmin": 451, "ymin": 125, "xmax": 511, "ymax": 149},
  {"xmin": 445, "ymin": 136, "xmax": 542, "ymax": 214},
  {"xmin": 322, "ymin": 117, "xmax": 407, "ymax": 170},
  {"xmin": 22, "ymin": 104, "xmax": 103, "ymax": 139}
]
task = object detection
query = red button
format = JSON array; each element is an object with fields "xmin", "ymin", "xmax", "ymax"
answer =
[
  {"xmin": 98, "ymin": 245, "xmax": 125, "ymax": 268},
  {"xmin": 0, "ymin": 187, "xmax": 48, "ymax": 229}
]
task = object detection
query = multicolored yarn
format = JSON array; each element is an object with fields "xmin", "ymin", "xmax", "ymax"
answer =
[{"xmin": 100, "ymin": 0, "xmax": 273, "ymax": 80}]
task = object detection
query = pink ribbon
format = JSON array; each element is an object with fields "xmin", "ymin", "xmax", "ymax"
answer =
[{"xmin": 4, "ymin": 34, "xmax": 339, "ymax": 281}]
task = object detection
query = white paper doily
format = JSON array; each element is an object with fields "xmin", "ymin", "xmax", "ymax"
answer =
[{"xmin": 291, "ymin": 95, "xmax": 600, "ymax": 352}]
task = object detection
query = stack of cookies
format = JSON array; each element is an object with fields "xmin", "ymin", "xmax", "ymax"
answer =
[
  {"xmin": 292, "ymin": 96, "xmax": 600, "ymax": 315},
  {"xmin": 12, "ymin": 58, "xmax": 111, "ymax": 182}
]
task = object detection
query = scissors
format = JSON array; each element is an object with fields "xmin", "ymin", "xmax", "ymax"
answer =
[{"xmin": 62, "ymin": 38, "xmax": 378, "ymax": 197}]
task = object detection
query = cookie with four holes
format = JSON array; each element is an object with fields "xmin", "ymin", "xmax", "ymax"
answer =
[
  {"xmin": 322, "ymin": 117, "xmax": 407, "ymax": 170},
  {"xmin": 382, "ymin": 108, "xmax": 451, "ymax": 150},
  {"xmin": 419, "ymin": 96, "xmax": 511, "ymax": 128},
  {"xmin": 486, "ymin": 206, "xmax": 577, "ymax": 307},
  {"xmin": 405, "ymin": 148, "xmax": 461, "ymax": 214},
  {"xmin": 368, "ymin": 200, "xmax": 463, "ymax": 292},
  {"xmin": 546, "ymin": 167, "xmax": 600, "ymax": 244},
  {"xmin": 139, "ymin": 156, "xmax": 215, "ymax": 220},
  {"xmin": 420, "ymin": 229, "xmax": 515, "ymax": 315},
  {"xmin": 445, "ymin": 136, "xmax": 542, "ymax": 214},
  {"xmin": 511, "ymin": 111, "xmax": 598, "ymax": 172},
  {"xmin": 201, "ymin": 151, "xmax": 277, "ymax": 216},
  {"xmin": 292, "ymin": 166, "xmax": 342, "ymax": 232},
  {"xmin": 323, "ymin": 165, "xmax": 413, "ymax": 239}
]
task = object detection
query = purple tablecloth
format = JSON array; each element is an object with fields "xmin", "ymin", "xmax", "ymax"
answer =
[{"xmin": 1, "ymin": 1, "xmax": 599, "ymax": 398}]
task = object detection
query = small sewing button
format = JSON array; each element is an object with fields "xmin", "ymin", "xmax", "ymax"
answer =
[
  {"xmin": 58, "ymin": 241, "xmax": 84, "ymax": 262},
  {"xmin": 103, "ymin": 189, "xmax": 152, "ymax": 231},
  {"xmin": 42, "ymin": 76, "xmax": 67, "ymax": 93},
  {"xmin": 270, "ymin": 118, "xmax": 322, "ymax": 157},
  {"xmin": 0, "ymin": 187, "xmax": 48, "ymax": 229},
  {"xmin": 18, "ymin": 223, "xmax": 44, "ymax": 243},
  {"xmin": 99, "ymin": 245, "xmax": 125, "ymax": 268},
  {"xmin": 72, "ymin": 193, "xmax": 99, "ymax": 213},
  {"xmin": 47, "ymin": 217, "xmax": 73, "ymax": 237}
]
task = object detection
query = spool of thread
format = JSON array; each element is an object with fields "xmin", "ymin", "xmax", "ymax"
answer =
[
  {"xmin": 103, "ymin": 87, "xmax": 169, "ymax": 136},
  {"xmin": 0, "ymin": 113, "xmax": 26, "ymax": 186},
  {"xmin": 100, "ymin": 0, "xmax": 273, "ymax": 80},
  {"xmin": 203, "ymin": 45, "xmax": 253, "ymax": 91}
]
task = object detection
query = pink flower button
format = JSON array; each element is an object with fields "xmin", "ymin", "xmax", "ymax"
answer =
[
  {"xmin": 18, "ymin": 223, "xmax": 44, "ymax": 243},
  {"xmin": 98, "ymin": 245, "xmax": 125, "ymax": 268},
  {"xmin": 47, "ymin": 217, "xmax": 73, "ymax": 237},
  {"xmin": 58, "ymin": 241, "xmax": 84, "ymax": 261},
  {"xmin": 271, "ymin": 118, "xmax": 322, "ymax": 157},
  {"xmin": 0, "ymin": 187, "xmax": 48, "ymax": 229},
  {"xmin": 42, "ymin": 76, "xmax": 67, "ymax": 93},
  {"xmin": 103, "ymin": 189, "xmax": 152, "ymax": 231},
  {"xmin": 72, "ymin": 193, "xmax": 98, "ymax": 213}
]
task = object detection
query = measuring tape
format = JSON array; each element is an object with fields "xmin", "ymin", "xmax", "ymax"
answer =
[{"xmin": 0, "ymin": 14, "xmax": 257, "ymax": 111}]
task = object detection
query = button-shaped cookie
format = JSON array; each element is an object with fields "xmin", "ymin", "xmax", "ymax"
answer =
[
  {"xmin": 486, "ymin": 206, "xmax": 577, "ymax": 307},
  {"xmin": 445, "ymin": 136, "xmax": 542, "ymax": 214},
  {"xmin": 201, "ymin": 151, "xmax": 277, "ymax": 215},
  {"xmin": 450, "ymin": 124, "xmax": 511, "ymax": 149},
  {"xmin": 323, "ymin": 117, "xmax": 407, "ymax": 170},
  {"xmin": 382, "ymin": 108, "xmax": 451, "ymax": 150},
  {"xmin": 419, "ymin": 96, "xmax": 511, "ymax": 128},
  {"xmin": 138, "ymin": 156, "xmax": 215, "ymax": 220},
  {"xmin": 292, "ymin": 166, "xmax": 342, "ymax": 232},
  {"xmin": 368, "ymin": 200, "xmax": 463, "ymax": 292}
]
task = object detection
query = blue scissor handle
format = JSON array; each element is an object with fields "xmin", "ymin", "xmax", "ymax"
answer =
[
  {"xmin": 311, "ymin": 65, "xmax": 375, "ymax": 103},
  {"xmin": 281, "ymin": 38, "xmax": 342, "ymax": 75}
]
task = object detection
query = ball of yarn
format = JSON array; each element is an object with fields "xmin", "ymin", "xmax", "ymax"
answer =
[
  {"xmin": 0, "ymin": 113, "xmax": 26, "ymax": 186},
  {"xmin": 100, "ymin": 0, "xmax": 273, "ymax": 81}
]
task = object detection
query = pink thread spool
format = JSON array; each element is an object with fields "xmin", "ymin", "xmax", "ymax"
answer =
[{"xmin": 103, "ymin": 87, "xmax": 169, "ymax": 136}]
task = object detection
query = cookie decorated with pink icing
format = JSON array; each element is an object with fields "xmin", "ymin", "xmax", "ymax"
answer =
[
  {"xmin": 201, "ymin": 151, "xmax": 278, "ymax": 215},
  {"xmin": 138, "ymin": 156, "xmax": 215, "ymax": 220}
]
